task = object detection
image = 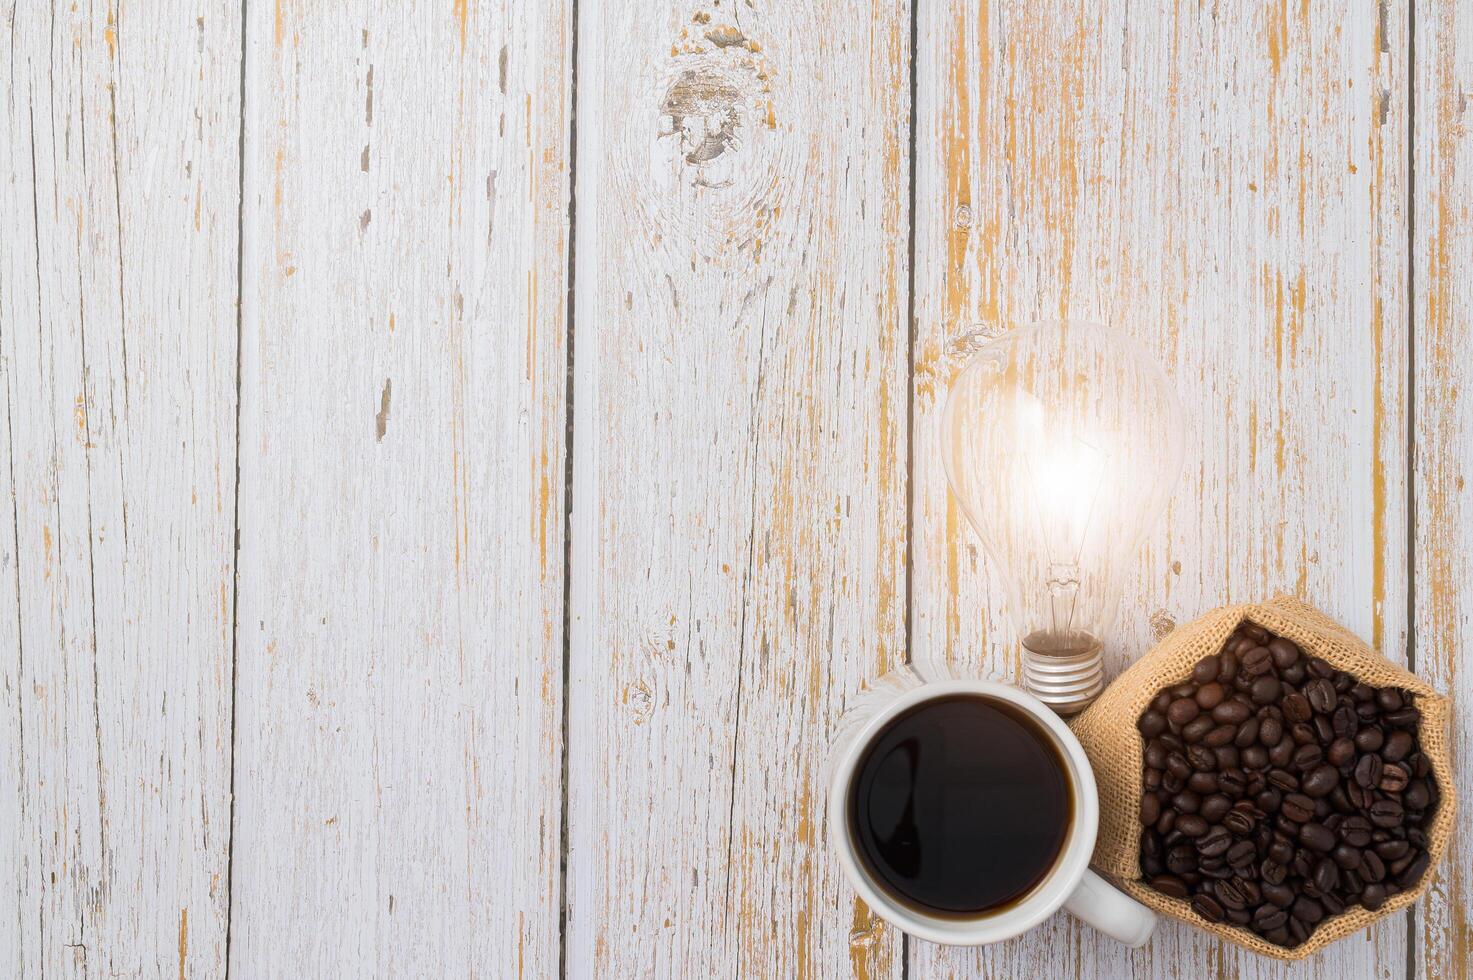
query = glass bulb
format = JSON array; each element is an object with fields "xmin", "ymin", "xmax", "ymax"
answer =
[{"xmin": 940, "ymin": 320, "xmax": 1186, "ymax": 715}]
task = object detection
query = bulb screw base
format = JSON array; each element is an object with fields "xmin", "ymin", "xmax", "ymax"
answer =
[{"xmin": 1021, "ymin": 633, "xmax": 1104, "ymax": 716}]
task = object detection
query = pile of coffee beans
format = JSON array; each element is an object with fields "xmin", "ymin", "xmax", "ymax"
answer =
[{"xmin": 1136, "ymin": 621, "xmax": 1439, "ymax": 948}]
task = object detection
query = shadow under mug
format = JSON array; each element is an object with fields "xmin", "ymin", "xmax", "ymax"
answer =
[{"xmin": 827, "ymin": 678, "xmax": 1157, "ymax": 947}]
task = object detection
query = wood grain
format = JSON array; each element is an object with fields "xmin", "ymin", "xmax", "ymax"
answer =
[
  {"xmin": 911, "ymin": 1, "xmax": 1411, "ymax": 977},
  {"xmin": 228, "ymin": 3, "xmax": 570, "ymax": 974},
  {"xmin": 0, "ymin": 3, "xmax": 240, "ymax": 975},
  {"xmin": 1412, "ymin": 2, "xmax": 1472, "ymax": 977},
  {"xmin": 565, "ymin": 1, "xmax": 910, "ymax": 976}
]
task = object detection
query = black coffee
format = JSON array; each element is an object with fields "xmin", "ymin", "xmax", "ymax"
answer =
[{"xmin": 848, "ymin": 695, "xmax": 1072, "ymax": 917}]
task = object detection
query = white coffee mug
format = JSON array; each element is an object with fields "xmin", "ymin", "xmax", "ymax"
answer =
[{"xmin": 828, "ymin": 677, "xmax": 1157, "ymax": 947}]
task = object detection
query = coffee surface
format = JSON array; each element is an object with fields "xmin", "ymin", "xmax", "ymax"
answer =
[{"xmin": 848, "ymin": 695, "xmax": 1072, "ymax": 917}]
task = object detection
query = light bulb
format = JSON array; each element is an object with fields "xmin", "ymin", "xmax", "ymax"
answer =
[{"xmin": 940, "ymin": 320, "xmax": 1185, "ymax": 715}]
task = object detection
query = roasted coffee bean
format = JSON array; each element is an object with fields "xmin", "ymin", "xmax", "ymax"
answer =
[
  {"xmin": 1301, "ymin": 764, "xmax": 1340, "ymax": 798},
  {"xmin": 1242, "ymin": 745, "xmax": 1269, "ymax": 770},
  {"xmin": 1328, "ymin": 737, "xmax": 1356, "ymax": 767},
  {"xmin": 1413, "ymin": 752, "xmax": 1432, "ymax": 777},
  {"xmin": 1269, "ymin": 836, "xmax": 1295, "ymax": 863},
  {"xmin": 1380, "ymin": 763, "xmax": 1410, "ymax": 793},
  {"xmin": 1313, "ymin": 857, "xmax": 1341, "ymax": 893},
  {"xmin": 1355, "ymin": 726, "xmax": 1385, "ymax": 752},
  {"xmin": 1199, "ymin": 861, "xmax": 1234, "ymax": 880},
  {"xmin": 1383, "ymin": 730, "xmax": 1414, "ymax": 763},
  {"xmin": 1398, "ymin": 852, "xmax": 1430, "ymax": 888},
  {"xmin": 1369, "ymin": 799, "xmax": 1404, "ymax": 829},
  {"xmin": 1292, "ymin": 744, "xmax": 1324, "ymax": 771},
  {"xmin": 1217, "ymin": 769, "xmax": 1248, "ymax": 796},
  {"xmin": 1214, "ymin": 879, "xmax": 1247, "ymax": 910},
  {"xmin": 1212, "ymin": 699, "xmax": 1252, "ymax": 725},
  {"xmin": 1204, "ymin": 724, "xmax": 1237, "ymax": 747},
  {"xmin": 1339, "ymin": 815, "xmax": 1373, "ymax": 847},
  {"xmin": 1145, "ymin": 740, "xmax": 1169, "ymax": 769},
  {"xmin": 1388, "ymin": 852, "xmax": 1415, "ymax": 877},
  {"xmin": 1332, "ymin": 843, "xmax": 1362, "ymax": 870},
  {"xmin": 1166, "ymin": 752, "xmax": 1192, "ymax": 779},
  {"xmin": 1251, "ymin": 675, "xmax": 1282, "ymax": 704},
  {"xmin": 1222, "ymin": 809, "xmax": 1255, "ymax": 836},
  {"xmin": 1258, "ymin": 715, "xmax": 1284, "ymax": 745},
  {"xmin": 1191, "ymin": 893, "xmax": 1226, "ymax": 923},
  {"xmin": 1321, "ymin": 891, "xmax": 1347, "ymax": 916},
  {"xmin": 1268, "ymin": 637, "xmax": 1300, "ymax": 669},
  {"xmin": 1226, "ymin": 839, "xmax": 1256, "ymax": 868},
  {"xmin": 1177, "ymin": 814, "xmax": 1209, "ymax": 838},
  {"xmin": 1254, "ymin": 903, "xmax": 1289, "ymax": 930},
  {"xmin": 1201, "ymin": 793, "xmax": 1232, "ymax": 824},
  {"xmin": 1214, "ymin": 745, "xmax": 1241, "ymax": 770},
  {"xmin": 1359, "ymin": 850, "xmax": 1386, "ymax": 883},
  {"xmin": 1290, "ymin": 722, "xmax": 1317, "ymax": 745},
  {"xmin": 1170, "ymin": 683, "xmax": 1198, "ymax": 699},
  {"xmin": 1144, "ymin": 768, "xmax": 1162, "ymax": 792},
  {"xmin": 1408, "ymin": 826, "xmax": 1430, "ymax": 849},
  {"xmin": 1197, "ymin": 825, "xmax": 1232, "ymax": 857},
  {"xmin": 1172, "ymin": 790, "xmax": 1201, "ymax": 814},
  {"xmin": 1375, "ymin": 688, "xmax": 1404, "ymax": 712},
  {"xmin": 1168, "ymin": 697, "xmax": 1200, "ymax": 726},
  {"xmin": 1281, "ymin": 793, "xmax": 1315, "ymax": 822},
  {"xmin": 1386, "ymin": 706, "xmax": 1421, "ymax": 730},
  {"xmin": 1281, "ymin": 662, "xmax": 1307, "ymax": 685},
  {"xmin": 1288, "ymin": 916, "xmax": 1310, "ymax": 945},
  {"xmin": 1187, "ymin": 744, "xmax": 1217, "ymax": 772},
  {"xmin": 1281, "ymin": 693, "xmax": 1312, "ymax": 724},
  {"xmin": 1188, "ymin": 771, "xmax": 1220, "ymax": 794},
  {"xmin": 1332, "ymin": 705, "xmax": 1358, "ymax": 739},
  {"xmin": 1255, "ymin": 788, "xmax": 1282, "ymax": 813},
  {"xmin": 1299, "ymin": 822, "xmax": 1336, "ymax": 852},
  {"xmin": 1292, "ymin": 896, "xmax": 1325, "ymax": 924},
  {"xmin": 1313, "ymin": 715, "xmax": 1336, "ymax": 744},
  {"xmin": 1218, "ymin": 649, "xmax": 1239, "ymax": 683},
  {"xmin": 1150, "ymin": 874, "xmax": 1189, "ymax": 899},
  {"xmin": 1167, "ymin": 845, "xmax": 1197, "ymax": 874},
  {"xmin": 1307, "ymin": 657, "xmax": 1334, "ymax": 678},
  {"xmin": 1361, "ymin": 882, "xmax": 1388, "ymax": 910},
  {"xmin": 1234, "ymin": 716, "xmax": 1261, "ymax": 748},
  {"xmin": 1195, "ymin": 682, "xmax": 1226, "ymax": 710},
  {"xmin": 1355, "ymin": 754, "xmax": 1384, "ymax": 789},
  {"xmin": 1156, "ymin": 809, "xmax": 1176, "ymax": 834},
  {"xmin": 1404, "ymin": 780, "xmax": 1431, "ymax": 811},
  {"xmin": 1243, "ymin": 646, "xmax": 1273, "ymax": 676},
  {"xmin": 1376, "ymin": 839, "xmax": 1410, "ymax": 861},
  {"xmin": 1140, "ymin": 793, "xmax": 1161, "ymax": 825},
  {"xmin": 1183, "ymin": 715, "xmax": 1216, "ymax": 743},
  {"xmin": 1193, "ymin": 657, "xmax": 1220, "ymax": 684},
  {"xmin": 1268, "ymin": 769, "xmax": 1300, "ymax": 792},
  {"xmin": 1242, "ymin": 623, "xmax": 1269, "ymax": 643},
  {"xmin": 1305, "ymin": 678, "xmax": 1337, "ymax": 715},
  {"xmin": 1139, "ymin": 711, "xmax": 1168, "ymax": 737},
  {"xmin": 1162, "ymin": 770, "xmax": 1186, "ymax": 794}
]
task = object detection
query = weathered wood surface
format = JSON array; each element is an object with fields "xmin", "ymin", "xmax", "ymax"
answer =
[
  {"xmin": 227, "ymin": 2, "xmax": 570, "ymax": 976},
  {"xmin": 3, "ymin": 0, "xmax": 1468, "ymax": 976},
  {"xmin": 565, "ymin": 2, "xmax": 910, "ymax": 976},
  {"xmin": 1412, "ymin": 2, "xmax": 1473, "ymax": 978},
  {"xmin": 1, "ymin": 4, "xmax": 240, "ymax": 976},
  {"xmin": 910, "ymin": 2, "xmax": 1414, "ymax": 978}
]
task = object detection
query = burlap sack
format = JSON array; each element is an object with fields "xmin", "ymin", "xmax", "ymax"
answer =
[{"xmin": 1071, "ymin": 595, "xmax": 1456, "ymax": 960}]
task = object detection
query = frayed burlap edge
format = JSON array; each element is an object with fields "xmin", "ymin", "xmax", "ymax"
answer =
[{"xmin": 1069, "ymin": 595, "xmax": 1457, "ymax": 961}]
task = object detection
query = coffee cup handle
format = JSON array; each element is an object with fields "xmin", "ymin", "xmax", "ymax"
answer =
[{"xmin": 1062, "ymin": 869, "xmax": 1158, "ymax": 947}]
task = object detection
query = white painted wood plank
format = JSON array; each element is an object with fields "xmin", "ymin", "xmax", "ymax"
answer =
[
  {"xmin": 911, "ymin": 2, "xmax": 1410, "ymax": 977},
  {"xmin": 229, "ymin": 3, "xmax": 570, "ymax": 975},
  {"xmin": 1411, "ymin": 1, "xmax": 1473, "ymax": 976},
  {"xmin": 1, "ymin": 2, "xmax": 240, "ymax": 975},
  {"xmin": 566, "ymin": 1, "xmax": 910, "ymax": 976}
]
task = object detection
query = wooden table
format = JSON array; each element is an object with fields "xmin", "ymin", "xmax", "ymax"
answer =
[{"xmin": 3, "ymin": 2, "xmax": 1469, "ymax": 977}]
